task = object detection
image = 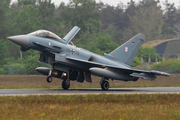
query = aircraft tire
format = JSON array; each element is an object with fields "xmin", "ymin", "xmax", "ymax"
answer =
[
  {"xmin": 101, "ymin": 81, "xmax": 109, "ymax": 90},
  {"xmin": 62, "ymin": 80, "xmax": 70, "ymax": 90},
  {"xmin": 46, "ymin": 76, "xmax": 52, "ymax": 83}
]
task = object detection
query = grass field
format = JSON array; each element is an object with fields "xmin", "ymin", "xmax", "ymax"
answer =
[
  {"xmin": 0, "ymin": 75, "xmax": 180, "ymax": 120},
  {"xmin": 0, "ymin": 74, "xmax": 179, "ymax": 89},
  {"xmin": 0, "ymin": 94, "xmax": 180, "ymax": 120}
]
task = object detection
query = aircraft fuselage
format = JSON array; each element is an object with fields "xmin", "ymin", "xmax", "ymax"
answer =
[
  {"xmin": 8, "ymin": 26, "xmax": 170, "ymax": 90},
  {"xmin": 27, "ymin": 35, "xmax": 133, "ymax": 81}
]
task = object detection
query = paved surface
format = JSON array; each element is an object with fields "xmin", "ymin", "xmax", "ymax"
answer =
[{"xmin": 0, "ymin": 87, "xmax": 180, "ymax": 95}]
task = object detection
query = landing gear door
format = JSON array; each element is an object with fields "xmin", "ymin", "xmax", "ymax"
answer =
[
  {"xmin": 77, "ymin": 71, "xmax": 85, "ymax": 83},
  {"xmin": 85, "ymin": 71, "xmax": 92, "ymax": 83}
]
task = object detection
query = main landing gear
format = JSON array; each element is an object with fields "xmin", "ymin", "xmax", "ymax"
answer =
[
  {"xmin": 62, "ymin": 78, "xmax": 70, "ymax": 90},
  {"xmin": 100, "ymin": 78, "xmax": 109, "ymax": 90}
]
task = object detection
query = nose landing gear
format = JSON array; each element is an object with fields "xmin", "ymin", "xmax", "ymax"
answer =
[
  {"xmin": 46, "ymin": 69, "xmax": 52, "ymax": 83},
  {"xmin": 46, "ymin": 76, "xmax": 52, "ymax": 83}
]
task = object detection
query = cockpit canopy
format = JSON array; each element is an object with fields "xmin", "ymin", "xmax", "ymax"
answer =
[{"xmin": 29, "ymin": 30, "xmax": 62, "ymax": 40}]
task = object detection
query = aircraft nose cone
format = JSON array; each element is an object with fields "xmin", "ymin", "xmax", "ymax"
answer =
[{"xmin": 8, "ymin": 35, "xmax": 29, "ymax": 47}]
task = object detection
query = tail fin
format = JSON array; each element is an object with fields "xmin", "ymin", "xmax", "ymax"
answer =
[
  {"xmin": 109, "ymin": 33, "xmax": 145, "ymax": 66},
  {"xmin": 63, "ymin": 26, "xmax": 81, "ymax": 44}
]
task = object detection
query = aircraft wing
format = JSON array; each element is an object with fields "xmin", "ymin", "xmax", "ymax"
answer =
[
  {"xmin": 66, "ymin": 56, "xmax": 106, "ymax": 68},
  {"xmin": 66, "ymin": 56, "xmax": 170, "ymax": 80}
]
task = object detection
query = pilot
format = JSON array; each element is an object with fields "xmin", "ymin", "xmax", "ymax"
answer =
[{"xmin": 44, "ymin": 32, "xmax": 50, "ymax": 38}]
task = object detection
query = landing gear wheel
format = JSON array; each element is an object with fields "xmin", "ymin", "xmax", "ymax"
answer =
[
  {"xmin": 46, "ymin": 76, "xmax": 52, "ymax": 83},
  {"xmin": 101, "ymin": 81, "xmax": 109, "ymax": 90},
  {"xmin": 62, "ymin": 79, "xmax": 70, "ymax": 90}
]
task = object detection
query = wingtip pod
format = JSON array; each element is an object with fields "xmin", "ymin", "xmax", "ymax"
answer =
[
  {"xmin": 137, "ymin": 33, "xmax": 145, "ymax": 40},
  {"xmin": 151, "ymin": 70, "xmax": 170, "ymax": 76}
]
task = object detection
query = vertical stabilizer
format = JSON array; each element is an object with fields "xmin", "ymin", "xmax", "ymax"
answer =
[
  {"xmin": 109, "ymin": 33, "xmax": 145, "ymax": 66},
  {"xmin": 63, "ymin": 26, "xmax": 81, "ymax": 44}
]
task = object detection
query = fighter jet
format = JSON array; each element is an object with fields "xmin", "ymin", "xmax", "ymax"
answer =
[{"xmin": 8, "ymin": 26, "xmax": 170, "ymax": 90}]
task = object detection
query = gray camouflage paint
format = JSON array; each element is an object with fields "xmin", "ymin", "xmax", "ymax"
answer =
[{"xmin": 8, "ymin": 26, "xmax": 170, "ymax": 83}]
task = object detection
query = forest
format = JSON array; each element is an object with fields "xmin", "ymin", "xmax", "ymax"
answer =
[{"xmin": 0, "ymin": 0, "xmax": 179, "ymax": 74}]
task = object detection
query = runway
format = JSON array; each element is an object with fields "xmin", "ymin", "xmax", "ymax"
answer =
[{"xmin": 0, "ymin": 87, "xmax": 180, "ymax": 95}]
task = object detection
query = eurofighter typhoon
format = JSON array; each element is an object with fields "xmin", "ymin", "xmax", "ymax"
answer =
[{"xmin": 8, "ymin": 26, "xmax": 170, "ymax": 90}]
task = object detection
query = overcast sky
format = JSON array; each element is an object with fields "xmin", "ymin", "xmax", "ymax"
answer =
[{"xmin": 11, "ymin": 0, "xmax": 180, "ymax": 7}]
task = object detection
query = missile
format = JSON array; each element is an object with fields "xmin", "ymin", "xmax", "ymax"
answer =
[
  {"xmin": 89, "ymin": 67, "xmax": 133, "ymax": 81},
  {"xmin": 130, "ymin": 73, "xmax": 156, "ymax": 80}
]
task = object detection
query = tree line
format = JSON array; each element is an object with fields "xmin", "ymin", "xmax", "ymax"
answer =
[{"xmin": 0, "ymin": 0, "xmax": 179, "ymax": 74}]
